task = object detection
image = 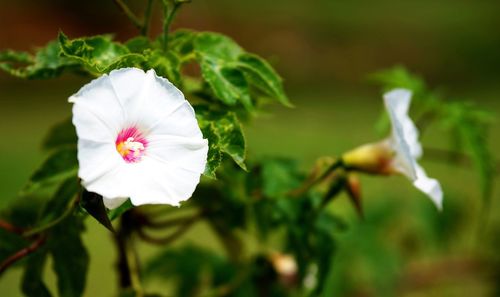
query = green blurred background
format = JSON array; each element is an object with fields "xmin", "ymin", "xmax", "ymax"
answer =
[{"xmin": 0, "ymin": 0, "xmax": 499, "ymax": 296}]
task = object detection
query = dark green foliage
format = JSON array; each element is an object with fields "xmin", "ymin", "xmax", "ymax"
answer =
[
  {"xmin": 49, "ymin": 215, "xmax": 89, "ymax": 297},
  {"xmin": 21, "ymin": 249, "xmax": 52, "ymax": 297},
  {"xmin": 25, "ymin": 147, "xmax": 78, "ymax": 191},
  {"xmin": 145, "ymin": 245, "xmax": 237, "ymax": 297},
  {"xmin": 37, "ymin": 177, "xmax": 79, "ymax": 227},
  {"xmin": 42, "ymin": 117, "xmax": 77, "ymax": 151}
]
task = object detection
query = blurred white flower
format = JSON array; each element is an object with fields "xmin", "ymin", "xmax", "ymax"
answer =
[
  {"xmin": 343, "ymin": 89, "xmax": 443, "ymax": 210},
  {"xmin": 384, "ymin": 89, "xmax": 443, "ymax": 210},
  {"xmin": 70, "ymin": 68, "xmax": 208, "ymax": 209}
]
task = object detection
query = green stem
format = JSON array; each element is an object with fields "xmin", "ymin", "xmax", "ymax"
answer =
[
  {"xmin": 161, "ymin": 0, "xmax": 183, "ymax": 51},
  {"xmin": 141, "ymin": 0, "xmax": 155, "ymax": 36},
  {"xmin": 113, "ymin": 0, "xmax": 143, "ymax": 31}
]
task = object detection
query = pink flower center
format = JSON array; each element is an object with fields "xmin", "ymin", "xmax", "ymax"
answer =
[{"xmin": 116, "ymin": 127, "xmax": 147, "ymax": 163}]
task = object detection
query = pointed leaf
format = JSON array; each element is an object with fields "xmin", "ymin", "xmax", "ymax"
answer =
[
  {"xmin": 237, "ymin": 53, "xmax": 291, "ymax": 106},
  {"xmin": 80, "ymin": 190, "xmax": 114, "ymax": 232}
]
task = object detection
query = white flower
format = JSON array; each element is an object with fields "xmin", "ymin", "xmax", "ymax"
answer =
[
  {"xmin": 384, "ymin": 88, "xmax": 443, "ymax": 210},
  {"xmin": 342, "ymin": 88, "xmax": 443, "ymax": 210},
  {"xmin": 69, "ymin": 68, "xmax": 208, "ymax": 209}
]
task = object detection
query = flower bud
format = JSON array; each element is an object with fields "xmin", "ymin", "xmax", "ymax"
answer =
[
  {"xmin": 269, "ymin": 253, "xmax": 298, "ymax": 287},
  {"xmin": 342, "ymin": 139, "xmax": 396, "ymax": 175}
]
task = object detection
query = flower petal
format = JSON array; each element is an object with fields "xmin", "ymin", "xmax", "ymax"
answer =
[
  {"xmin": 70, "ymin": 74, "xmax": 126, "ymax": 142},
  {"xmin": 107, "ymin": 67, "xmax": 147, "ymax": 120},
  {"xmin": 77, "ymin": 139, "xmax": 122, "ymax": 185},
  {"xmin": 413, "ymin": 163, "xmax": 443, "ymax": 210},
  {"xmin": 149, "ymin": 101, "xmax": 204, "ymax": 138},
  {"xmin": 146, "ymin": 134, "xmax": 208, "ymax": 174},
  {"xmin": 103, "ymin": 197, "xmax": 129, "ymax": 209},
  {"xmin": 384, "ymin": 88, "xmax": 422, "ymax": 159},
  {"xmin": 129, "ymin": 157, "xmax": 202, "ymax": 207},
  {"xmin": 130, "ymin": 69, "xmax": 187, "ymax": 131}
]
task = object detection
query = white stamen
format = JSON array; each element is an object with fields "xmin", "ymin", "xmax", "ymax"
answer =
[{"xmin": 124, "ymin": 137, "xmax": 144, "ymax": 156}]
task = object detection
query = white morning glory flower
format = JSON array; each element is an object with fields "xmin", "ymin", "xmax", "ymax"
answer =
[
  {"xmin": 384, "ymin": 88, "xmax": 443, "ymax": 210},
  {"xmin": 69, "ymin": 67, "xmax": 208, "ymax": 209},
  {"xmin": 342, "ymin": 88, "xmax": 443, "ymax": 210}
]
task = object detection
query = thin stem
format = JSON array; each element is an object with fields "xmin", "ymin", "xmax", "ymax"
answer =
[
  {"xmin": 289, "ymin": 158, "xmax": 344, "ymax": 197},
  {"xmin": 113, "ymin": 0, "xmax": 143, "ymax": 31},
  {"xmin": 0, "ymin": 234, "xmax": 46, "ymax": 275},
  {"xmin": 141, "ymin": 0, "xmax": 155, "ymax": 36},
  {"xmin": 22, "ymin": 194, "xmax": 79, "ymax": 237},
  {"xmin": 137, "ymin": 215, "xmax": 198, "ymax": 244},
  {"xmin": 0, "ymin": 219, "xmax": 25, "ymax": 235},
  {"xmin": 126, "ymin": 239, "xmax": 143, "ymax": 297},
  {"xmin": 143, "ymin": 211, "xmax": 204, "ymax": 229},
  {"xmin": 161, "ymin": 0, "xmax": 183, "ymax": 51},
  {"xmin": 115, "ymin": 213, "xmax": 144, "ymax": 296}
]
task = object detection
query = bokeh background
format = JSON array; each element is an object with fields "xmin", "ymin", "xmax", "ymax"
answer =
[{"xmin": 1, "ymin": 0, "xmax": 499, "ymax": 296}]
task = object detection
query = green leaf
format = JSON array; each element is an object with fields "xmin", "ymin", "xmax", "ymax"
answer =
[
  {"xmin": 237, "ymin": 53, "xmax": 291, "ymax": 106},
  {"xmin": 42, "ymin": 117, "xmax": 77, "ymax": 150},
  {"xmin": 0, "ymin": 40, "xmax": 78, "ymax": 79},
  {"xmin": 107, "ymin": 199, "xmax": 133, "ymax": 221},
  {"xmin": 80, "ymin": 190, "xmax": 114, "ymax": 232},
  {"xmin": 21, "ymin": 249, "xmax": 52, "ymax": 297},
  {"xmin": 49, "ymin": 215, "xmax": 89, "ymax": 297},
  {"xmin": 194, "ymin": 32, "xmax": 243, "ymax": 61},
  {"xmin": 38, "ymin": 177, "xmax": 79, "ymax": 226},
  {"xmin": 200, "ymin": 124, "xmax": 222, "ymax": 178},
  {"xmin": 25, "ymin": 147, "xmax": 78, "ymax": 191},
  {"xmin": 58, "ymin": 31, "xmax": 145, "ymax": 74},
  {"xmin": 0, "ymin": 228, "xmax": 28, "ymax": 263},
  {"xmin": 260, "ymin": 158, "xmax": 302, "ymax": 197},
  {"xmin": 199, "ymin": 59, "xmax": 253, "ymax": 110},
  {"xmin": 145, "ymin": 245, "xmax": 236, "ymax": 296},
  {"xmin": 145, "ymin": 49, "xmax": 181, "ymax": 86},
  {"xmin": 440, "ymin": 102, "xmax": 495, "ymax": 205},
  {"xmin": 168, "ymin": 30, "xmax": 196, "ymax": 59},
  {"xmin": 124, "ymin": 36, "xmax": 151, "ymax": 53},
  {"xmin": 369, "ymin": 65, "xmax": 426, "ymax": 95},
  {"xmin": 196, "ymin": 106, "xmax": 247, "ymax": 173},
  {"xmin": 194, "ymin": 32, "xmax": 253, "ymax": 110}
]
